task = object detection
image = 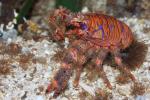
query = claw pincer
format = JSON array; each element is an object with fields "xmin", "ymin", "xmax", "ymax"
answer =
[{"xmin": 46, "ymin": 68, "xmax": 72, "ymax": 97}]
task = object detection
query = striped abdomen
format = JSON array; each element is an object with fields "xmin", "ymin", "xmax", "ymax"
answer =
[{"xmin": 80, "ymin": 13, "xmax": 134, "ymax": 50}]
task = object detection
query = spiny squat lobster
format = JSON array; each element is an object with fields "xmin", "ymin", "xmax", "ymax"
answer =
[{"xmin": 46, "ymin": 7, "xmax": 147, "ymax": 97}]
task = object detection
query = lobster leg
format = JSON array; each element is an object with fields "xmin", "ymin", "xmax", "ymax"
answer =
[
  {"xmin": 95, "ymin": 50, "xmax": 112, "ymax": 89},
  {"xmin": 73, "ymin": 65, "xmax": 84, "ymax": 87},
  {"xmin": 73, "ymin": 52, "xmax": 87, "ymax": 87},
  {"xmin": 71, "ymin": 40, "xmax": 93, "ymax": 87},
  {"xmin": 112, "ymin": 49, "xmax": 136, "ymax": 81}
]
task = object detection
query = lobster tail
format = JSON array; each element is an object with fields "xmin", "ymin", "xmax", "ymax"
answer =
[{"xmin": 122, "ymin": 39, "xmax": 148, "ymax": 70}]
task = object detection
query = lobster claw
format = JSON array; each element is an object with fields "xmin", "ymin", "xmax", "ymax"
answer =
[
  {"xmin": 46, "ymin": 80, "xmax": 57, "ymax": 93},
  {"xmin": 46, "ymin": 80, "xmax": 62, "ymax": 98},
  {"xmin": 46, "ymin": 68, "xmax": 72, "ymax": 97}
]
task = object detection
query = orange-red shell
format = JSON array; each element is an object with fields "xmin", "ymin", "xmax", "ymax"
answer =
[{"xmin": 71, "ymin": 13, "xmax": 134, "ymax": 50}]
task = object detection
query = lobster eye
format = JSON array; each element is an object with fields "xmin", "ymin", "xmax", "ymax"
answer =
[{"xmin": 66, "ymin": 25, "xmax": 77, "ymax": 31}]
